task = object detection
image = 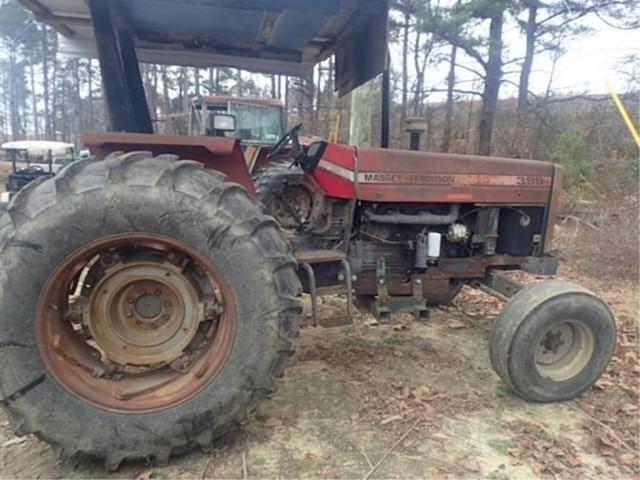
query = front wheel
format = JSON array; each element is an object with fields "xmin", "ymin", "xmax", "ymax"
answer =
[
  {"xmin": 489, "ymin": 280, "xmax": 616, "ymax": 402},
  {"xmin": 0, "ymin": 152, "xmax": 301, "ymax": 469}
]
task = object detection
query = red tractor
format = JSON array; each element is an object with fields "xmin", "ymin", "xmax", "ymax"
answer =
[{"xmin": 1, "ymin": 0, "xmax": 615, "ymax": 470}]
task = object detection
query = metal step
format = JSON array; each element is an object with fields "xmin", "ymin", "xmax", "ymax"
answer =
[{"xmin": 296, "ymin": 250, "xmax": 353, "ymax": 327}]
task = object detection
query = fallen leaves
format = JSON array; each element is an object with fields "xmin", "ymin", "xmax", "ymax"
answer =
[
  {"xmin": 507, "ymin": 421, "xmax": 584, "ymax": 476},
  {"xmin": 459, "ymin": 458, "xmax": 481, "ymax": 473},
  {"xmin": 619, "ymin": 453, "xmax": 637, "ymax": 467},
  {"xmin": 380, "ymin": 415, "xmax": 403, "ymax": 426},
  {"xmin": 446, "ymin": 318, "xmax": 467, "ymax": 330}
]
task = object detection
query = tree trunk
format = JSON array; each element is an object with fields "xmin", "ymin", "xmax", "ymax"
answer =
[
  {"xmin": 271, "ymin": 75, "xmax": 277, "ymax": 99},
  {"xmin": 441, "ymin": 44, "xmax": 458, "ymax": 152},
  {"xmin": 518, "ymin": 4, "xmax": 538, "ymax": 116},
  {"xmin": 151, "ymin": 65, "xmax": 158, "ymax": 124},
  {"xmin": 193, "ymin": 68, "xmax": 200, "ymax": 96},
  {"xmin": 350, "ymin": 79, "xmax": 376, "ymax": 146},
  {"xmin": 401, "ymin": 11, "xmax": 410, "ymax": 126},
  {"xmin": 9, "ymin": 48, "xmax": 21, "ymax": 140},
  {"xmin": 161, "ymin": 66, "xmax": 170, "ymax": 116},
  {"xmin": 73, "ymin": 59, "xmax": 82, "ymax": 145},
  {"xmin": 532, "ymin": 51, "xmax": 560, "ymax": 158},
  {"xmin": 41, "ymin": 25, "xmax": 52, "ymax": 139},
  {"xmin": 179, "ymin": 67, "xmax": 188, "ymax": 112},
  {"xmin": 284, "ymin": 76, "xmax": 289, "ymax": 123},
  {"xmin": 412, "ymin": 30, "xmax": 428, "ymax": 116},
  {"xmin": 307, "ymin": 75, "xmax": 315, "ymax": 124},
  {"xmin": 30, "ymin": 64, "xmax": 39, "ymax": 139},
  {"xmin": 87, "ymin": 60, "xmax": 94, "ymax": 129},
  {"xmin": 477, "ymin": 11, "xmax": 504, "ymax": 156},
  {"xmin": 51, "ymin": 34, "xmax": 59, "ymax": 140},
  {"xmin": 143, "ymin": 64, "xmax": 157, "ymax": 127},
  {"xmin": 236, "ymin": 69, "xmax": 243, "ymax": 96},
  {"xmin": 208, "ymin": 68, "xmax": 214, "ymax": 94}
]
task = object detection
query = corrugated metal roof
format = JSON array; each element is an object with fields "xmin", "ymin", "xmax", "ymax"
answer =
[{"xmin": 18, "ymin": 0, "xmax": 388, "ymax": 79}]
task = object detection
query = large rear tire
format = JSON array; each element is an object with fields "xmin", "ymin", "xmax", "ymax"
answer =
[{"xmin": 0, "ymin": 152, "xmax": 301, "ymax": 469}]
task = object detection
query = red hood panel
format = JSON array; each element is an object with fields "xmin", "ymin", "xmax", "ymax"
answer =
[{"xmin": 313, "ymin": 145, "xmax": 555, "ymax": 204}]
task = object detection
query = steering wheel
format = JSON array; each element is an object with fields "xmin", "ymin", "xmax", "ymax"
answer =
[{"xmin": 268, "ymin": 123, "xmax": 303, "ymax": 160}]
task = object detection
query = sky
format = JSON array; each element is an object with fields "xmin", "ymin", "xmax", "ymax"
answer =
[
  {"xmin": 512, "ymin": 18, "xmax": 639, "ymax": 95},
  {"xmin": 387, "ymin": 6, "xmax": 640, "ymax": 101},
  {"xmin": 545, "ymin": 23, "xmax": 638, "ymax": 94}
]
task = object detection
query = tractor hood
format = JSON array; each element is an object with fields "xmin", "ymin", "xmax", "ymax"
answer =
[
  {"xmin": 312, "ymin": 145, "xmax": 559, "ymax": 205},
  {"xmin": 355, "ymin": 148, "xmax": 556, "ymax": 203}
]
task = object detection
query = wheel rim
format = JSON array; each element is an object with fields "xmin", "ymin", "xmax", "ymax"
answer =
[
  {"xmin": 534, "ymin": 320, "xmax": 595, "ymax": 382},
  {"xmin": 36, "ymin": 233, "xmax": 237, "ymax": 413}
]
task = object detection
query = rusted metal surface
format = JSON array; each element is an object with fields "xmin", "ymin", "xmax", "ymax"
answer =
[
  {"xmin": 200, "ymin": 96, "xmax": 283, "ymax": 108},
  {"xmin": 311, "ymin": 144, "xmax": 556, "ymax": 204},
  {"xmin": 36, "ymin": 233, "xmax": 237, "ymax": 413},
  {"xmin": 295, "ymin": 249, "xmax": 346, "ymax": 264},
  {"xmin": 353, "ymin": 255, "xmax": 529, "ymax": 295},
  {"xmin": 472, "ymin": 270, "xmax": 524, "ymax": 301},
  {"xmin": 354, "ymin": 150, "xmax": 554, "ymax": 201},
  {"xmin": 543, "ymin": 165, "xmax": 563, "ymax": 252},
  {"xmin": 297, "ymin": 252, "xmax": 352, "ymax": 327},
  {"xmin": 85, "ymin": 260, "xmax": 203, "ymax": 366},
  {"xmin": 82, "ymin": 132, "xmax": 256, "ymax": 193}
]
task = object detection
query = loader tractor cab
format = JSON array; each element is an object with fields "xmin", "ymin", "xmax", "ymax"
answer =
[{"xmin": 189, "ymin": 96, "xmax": 285, "ymax": 144}]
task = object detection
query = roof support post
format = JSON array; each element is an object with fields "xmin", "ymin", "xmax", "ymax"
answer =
[
  {"xmin": 380, "ymin": 53, "xmax": 390, "ymax": 148},
  {"xmin": 88, "ymin": 0, "xmax": 152, "ymax": 133}
]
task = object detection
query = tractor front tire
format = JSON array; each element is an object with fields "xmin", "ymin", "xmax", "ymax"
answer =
[
  {"xmin": 253, "ymin": 162, "xmax": 315, "ymax": 229},
  {"xmin": 0, "ymin": 152, "xmax": 301, "ymax": 469},
  {"xmin": 489, "ymin": 280, "xmax": 616, "ymax": 402}
]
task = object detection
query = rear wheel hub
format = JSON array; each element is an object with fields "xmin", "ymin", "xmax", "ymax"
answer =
[
  {"xmin": 85, "ymin": 260, "xmax": 204, "ymax": 366},
  {"xmin": 36, "ymin": 233, "xmax": 238, "ymax": 413}
]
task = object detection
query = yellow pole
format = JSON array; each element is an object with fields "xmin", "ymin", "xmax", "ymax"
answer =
[{"xmin": 607, "ymin": 80, "xmax": 640, "ymax": 148}]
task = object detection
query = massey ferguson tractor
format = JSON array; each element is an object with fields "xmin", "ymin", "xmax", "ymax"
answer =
[{"xmin": 1, "ymin": 0, "xmax": 616, "ymax": 470}]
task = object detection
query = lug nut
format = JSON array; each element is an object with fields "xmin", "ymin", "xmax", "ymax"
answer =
[
  {"xmin": 126, "ymin": 311, "xmax": 133, "ymax": 317},
  {"xmin": 164, "ymin": 300, "xmax": 172, "ymax": 307},
  {"xmin": 127, "ymin": 297, "xmax": 134, "ymax": 304}
]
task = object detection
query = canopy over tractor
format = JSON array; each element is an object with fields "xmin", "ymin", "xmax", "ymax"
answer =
[{"xmin": 19, "ymin": 0, "xmax": 388, "ymax": 100}]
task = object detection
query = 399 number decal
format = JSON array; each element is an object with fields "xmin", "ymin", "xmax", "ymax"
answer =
[{"xmin": 517, "ymin": 176, "xmax": 547, "ymax": 186}]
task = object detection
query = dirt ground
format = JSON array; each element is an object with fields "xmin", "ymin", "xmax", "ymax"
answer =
[{"xmin": 0, "ymin": 171, "xmax": 637, "ymax": 479}]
